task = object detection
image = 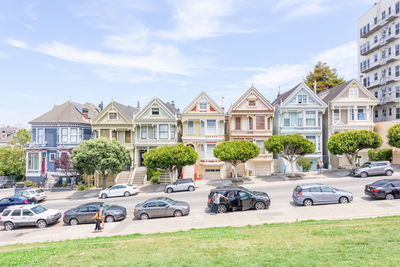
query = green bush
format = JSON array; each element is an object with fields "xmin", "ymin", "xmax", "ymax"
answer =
[
  {"xmin": 248, "ymin": 170, "xmax": 253, "ymax": 176},
  {"xmin": 32, "ymin": 183, "xmax": 38, "ymax": 188},
  {"xmin": 297, "ymin": 158, "xmax": 312, "ymax": 172},
  {"xmin": 150, "ymin": 176, "xmax": 160, "ymax": 184},
  {"xmin": 368, "ymin": 149, "xmax": 392, "ymax": 162},
  {"xmin": 368, "ymin": 150, "xmax": 378, "ymax": 161},
  {"xmin": 16, "ymin": 182, "xmax": 25, "ymax": 188},
  {"xmin": 77, "ymin": 184, "xmax": 86, "ymax": 191},
  {"xmin": 25, "ymin": 180, "xmax": 33, "ymax": 187}
]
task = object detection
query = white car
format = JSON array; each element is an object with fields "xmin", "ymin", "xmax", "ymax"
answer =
[
  {"xmin": 99, "ymin": 184, "xmax": 139, "ymax": 199},
  {"xmin": 0, "ymin": 204, "xmax": 61, "ymax": 230},
  {"xmin": 15, "ymin": 188, "xmax": 46, "ymax": 202}
]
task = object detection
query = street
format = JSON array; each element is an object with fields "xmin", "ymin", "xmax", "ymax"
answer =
[{"xmin": 1, "ymin": 174, "xmax": 400, "ymax": 246}]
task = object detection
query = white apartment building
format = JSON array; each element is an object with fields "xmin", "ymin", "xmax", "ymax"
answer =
[{"xmin": 358, "ymin": 0, "xmax": 400, "ymax": 122}]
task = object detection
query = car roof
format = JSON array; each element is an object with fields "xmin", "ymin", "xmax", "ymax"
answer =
[
  {"xmin": 211, "ymin": 186, "xmax": 248, "ymax": 192},
  {"xmin": 374, "ymin": 179, "xmax": 400, "ymax": 183},
  {"xmin": 3, "ymin": 204, "xmax": 40, "ymax": 210},
  {"xmin": 146, "ymin": 197, "xmax": 168, "ymax": 202},
  {"xmin": 78, "ymin": 202, "xmax": 103, "ymax": 207},
  {"xmin": 297, "ymin": 183, "xmax": 326, "ymax": 188}
]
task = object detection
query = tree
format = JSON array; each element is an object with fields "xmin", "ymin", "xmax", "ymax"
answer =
[
  {"xmin": 70, "ymin": 138, "xmax": 130, "ymax": 189},
  {"xmin": 144, "ymin": 144, "xmax": 198, "ymax": 183},
  {"xmin": 213, "ymin": 141, "xmax": 260, "ymax": 178},
  {"xmin": 265, "ymin": 134, "xmax": 315, "ymax": 177},
  {"xmin": 0, "ymin": 146, "xmax": 25, "ymax": 180},
  {"xmin": 388, "ymin": 123, "xmax": 400, "ymax": 148},
  {"xmin": 54, "ymin": 152, "xmax": 75, "ymax": 182},
  {"xmin": 327, "ymin": 130, "xmax": 382, "ymax": 168},
  {"xmin": 9, "ymin": 129, "xmax": 31, "ymax": 149},
  {"xmin": 305, "ymin": 62, "xmax": 345, "ymax": 93}
]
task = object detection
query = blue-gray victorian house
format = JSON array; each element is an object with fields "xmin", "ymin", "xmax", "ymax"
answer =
[{"xmin": 25, "ymin": 101, "xmax": 100, "ymax": 184}]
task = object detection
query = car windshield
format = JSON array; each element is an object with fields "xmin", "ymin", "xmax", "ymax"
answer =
[
  {"xmin": 361, "ymin": 162, "xmax": 371, "ymax": 168},
  {"xmin": 102, "ymin": 204, "xmax": 111, "ymax": 210},
  {"xmin": 164, "ymin": 198, "xmax": 176, "ymax": 205},
  {"xmin": 373, "ymin": 181, "xmax": 388, "ymax": 187},
  {"xmin": 244, "ymin": 189, "xmax": 254, "ymax": 195},
  {"xmin": 31, "ymin": 205, "xmax": 47, "ymax": 214},
  {"xmin": 35, "ymin": 189, "xmax": 44, "ymax": 193}
]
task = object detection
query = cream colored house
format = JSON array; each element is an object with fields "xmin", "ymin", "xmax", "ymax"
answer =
[
  {"xmin": 319, "ymin": 80, "xmax": 378, "ymax": 169},
  {"xmin": 181, "ymin": 92, "xmax": 225, "ymax": 180},
  {"xmin": 228, "ymin": 85, "xmax": 275, "ymax": 176}
]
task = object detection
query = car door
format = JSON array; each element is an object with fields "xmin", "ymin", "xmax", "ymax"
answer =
[
  {"xmin": 9, "ymin": 209, "xmax": 22, "ymax": 226},
  {"xmin": 319, "ymin": 186, "xmax": 337, "ymax": 203},
  {"xmin": 238, "ymin": 191, "xmax": 252, "ymax": 211},
  {"xmin": 156, "ymin": 201, "xmax": 173, "ymax": 217},
  {"xmin": 309, "ymin": 186, "xmax": 323, "ymax": 204},
  {"xmin": 143, "ymin": 201, "xmax": 158, "ymax": 217},
  {"xmin": 367, "ymin": 163, "xmax": 378, "ymax": 175},
  {"xmin": 87, "ymin": 205, "xmax": 99, "ymax": 223},
  {"xmin": 0, "ymin": 198, "xmax": 11, "ymax": 211},
  {"xmin": 21, "ymin": 209, "xmax": 35, "ymax": 226},
  {"xmin": 392, "ymin": 182, "xmax": 400, "ymax": 198},
  {"xmin": 77, "ymin": 205, "xmax": 91, "ymax": 223},
  {"xmin": 226, "ymin": 191, "xmax": 238, "ymax": 209},
  {"xmin": 118, "ymin": 185, "xmax": 127, "ymax": 196},
  {"xmin": 108, "ymin": 186, "xmax": 118, "ymax": 197}
]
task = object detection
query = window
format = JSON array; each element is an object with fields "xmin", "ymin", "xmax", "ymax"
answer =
[
  {"xmin": 111, "ymin": 130, "xmax": 117, "ymax": 140},
  {"xmin": 267, "ymin": 117, "xmax": 271, "ymax": 130},
  {"xmin": 249, "ymin": 117, "xmax": 253, "ymax": 130},
  {"xmin": 306, "ymin": 111, "xmax": 316, "ymax": 126},
  {"xmin": 382, "ymin": 50, "xmax": 386, "ymax": 59},
  {"xmin": 11, "ymin": 209, "xmax": 21, "ymax": 216},
  {"xmin": 200, "ymin": 121, "xmax": 205, "ymax": 135},
  {"xmin": 357, "ymin": 106, "xmax": 366, "ymax": 120},
  {"xmin": 321, "ymin": 187, "xmax": 334, "ymax": 193},
  {"xmin": 375, "ymin": 110, "xmax": 379, "ymax": 118},
  {"xmin": 200, "ymin": 144, "xmax": 205, "ymax": 159},
  {"xmin": 397, "ymin": 87, "xmax": 400, "ymax": 97},
  {"xmin": 397, "ymin": 108, "xmax": 400, "ymax": 119},
  {"xmin": 375, "ymin": 91, "xmax": 379, "ymax": 98},
  {"xmin": 389, "ymin": 47, "xmax": 392, "ymax": 56},
  {"xmin": 207, "ymin": 144, "xmax": 215, "ymax": 159},
  {"xmin": 256, "ymin": 116, "xmax": 265, "ymax": 130},
  {"xmin": 397, "ymin": 2, "xmax": 400, "ymax": 14},
  {"xmin": 382, "ymin": 69, "xmax": 386, "ymax": 78},
  {"xmin": 256, "ymin": 140, "xmax": 265, "ymax": 154},
  {"xmin": 383, "ymin": 108, "xmax": 387, "ymax": 117},
  {"xmin": 396, "ymin": 44, "xmax": 400, "ymax": 55},
  {"xmin": 207, "ymin": 120, "xmax": 216, "ymax": 134},
  {"xmin": 49, "ymin": 153, "xmax": 56, "ymax": 162},
  {"xmin": 298, "ymin": 112, "xmax": 303, "ymax": 126},
  {"xmin": 382, "ymin": 11, "xmax": 386, "ymax": 20},
  {"xmin": 334, "ymin": 109, "xmax": 339, "ymax": 122},
  {"xmin": 389, "ymin": 27, "xmax": 392, "ymax": 36},
  {"xmin": 349, "ymin": 87, "xmax": 358, "ymax": 98},
  {"xmin": 125, "ymin": 131, "xmax": 131, "ymax": 143},
  {"xmin": 151, "ymin": 108, "xmax": 159, "ymax": 115},
  {"xmin": 374, "ymin": 72, "xmax": 378, "ymax": 81},
  {"xmin": 70, "ymin": 128, "xmax": 77, "ymax": 143},
  {"xmin": 374, "ymin": 54, "xmax": 378, "ymax": 62},
  {"xmin": 374, "ymin": 17, "xmax": 378, "ymax": 24},
  {"xmin": 37, "ymin": 128, "xmax": 44, "ymax": 143},
  {"xmin": 248, "ymin": 100, "xmax": 256, "ymax": 106},
  {"xmin": 389, "ymin": 7, "xmax": 392, "ymax": 15},
  {"xmin": 374, "ymin": 35, "xmax": 378, "ymax": 44},
  {"xmin": 144, "ymin": 202, "xmax": 157, "ymax": 208},
  {"xmin": 187, "ymin": 121, "xmax": 194, "ymax": 135},
  {"xmin": 159, "ymin": 124, "xmax": 169, "ymax": 139},
  {"xmin": 157, "ymin": 201, "xmax": 168, "ymax": 207},
  {"xmin": 389, "ymin": 108, "xmax": 392, "ymax": 117},
  {"xmin": 61, "ymin": 128, "xmax": 68, "ymax": 143},
  {"xmin": 28, "ymin": 153, "xmax": 40, "ymax": 170},
  {"xmin": 283, "ymin": 113, "xmax": 290, "ymax": 127},
  {"xmin": 235, "ymin": 117, "xmax": 241, "ymax": 130},
  {"xmin": 141, "ymin": 127, "xmax": 147, "ymax": 139},
  {"xmin": 396, "ymin": 65, "xmax": 400, "ymax": 77},
  {"xmin": 297, "ymin": 95, "xmax": 307, "ymax": 104},
  {"xmin": 389, "ymin": 67, "xmax": 392, "ymax": 76},
  {"xmin": 199, "ymin": 103, "xmax": 207, "ymax": 110},
  {"xmin": 171, "ymin": 126, "xmax": 176, "ymax": 139},
  {"xmin": 23, "ymin": 210, "xmax": 33, "ymax": 216},
  {"xmin": 109, "ymin": 112, "xmax": 117, "ymax": 120}
]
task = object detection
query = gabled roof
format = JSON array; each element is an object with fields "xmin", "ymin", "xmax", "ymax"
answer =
[
  {"xmin": 30, "ymin": 101, "xmax": 100, "ymax": 124},
  {"xmin": 318, "ymin": 80, "xmax": 352, "ymax": 103},
  {"xmin": 272, "ymin": 83, "xmax": 301, "ymax": 105},
  {"xmin": 113, "ymin": 102, "xmax": 139, "ymax": 119},
  {"xmin": 231, "ymin": 85, "xmax": 274, "ymax": 112},
  {"xmin": 182, "ymin": 92, "xmax": 224, "ymax": 114},
  {"xmin": 134, "ymin": 97, "xmax": 177, "ymax": 121},
  {"xmin": 272, "ymin": 82, "xmax": 327, "ymax": 108}
]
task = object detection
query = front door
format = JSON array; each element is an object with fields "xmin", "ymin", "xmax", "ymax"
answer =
[
  {"xmin": 238, "ymin": 191, "xmax": 252, "ymax": 211},
  {"xmin": 139, "ymin": 151, "xmax": 146, "ymax": 166}
]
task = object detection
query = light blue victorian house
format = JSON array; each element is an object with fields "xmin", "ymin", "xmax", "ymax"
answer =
[{"xmin": 272, "ymin": 82, "xmax": 327, "ymax": 173}]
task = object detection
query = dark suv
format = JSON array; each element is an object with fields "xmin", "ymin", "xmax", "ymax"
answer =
[
  {"xmin": 364, "ymin": 179, "xmax": 400, "ymax": 200},
  {"xmin": 207, "ymin": 186, "xmax": 270, "ymax": 213},
  {"xmin": 0, "ymin": 176, "xmax": 16, "ymax": 188}
]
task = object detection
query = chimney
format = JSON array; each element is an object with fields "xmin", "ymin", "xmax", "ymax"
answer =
[
  {"xmin": 278, "ymin": 86, "xmax": 281, "ymax": 97},
  {"xmin": 171, "ymin": 100, "xmax": 175, "ymax": 107},
  {"xmin": 82, "ymin": 108, "xmax": 89, "ymax": 119},
  {"xmin": 98, "ymin": 101, "xmax": 104, "ymax": 111},
  {"xmin": 221, "ymin": 97, "xmax": 224, "ymax": 110},
  {"xmin": 313, "ymin": 80, "xmax": 317, "ymax": 93},
  {"xmin": 137, "ymin": 101, "xmax": 140, "ymax": 109}
]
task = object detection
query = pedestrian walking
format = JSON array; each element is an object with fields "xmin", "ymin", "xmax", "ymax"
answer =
[
  {"xmin": 99, "ymin": 203, "xmax": 105, "ymax": 230},
  {"xmin": 93, "ymin": 209, "xmax": 102, "ymax": 233},
  {"xmin": 212, "ymin": 192, "xmax": 228, "ymax": 214}
]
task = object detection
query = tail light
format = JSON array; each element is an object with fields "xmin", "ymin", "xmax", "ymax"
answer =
[
  {"xmin": 390, "ymin": 163, "xmax": 392, "ymax": 167},
  {"xmin": 63, "ymin": 213, "xmax": 67, "ymax": 216},
  {"xmin": 133, "ymin": 187, "xmax": 137, "ymax": 189},
  {"xmin": 24, "ymin": 200, "xmax": 28, "ymax": 204},
  {"xmin": 297, "ymin": 192, "xmax": 303, "ymax": 196},
  {"xmin": 134, "ymin": 209, "xmax": 137, "ymax": 212},
  {"xmin": 209, "ymin": 198, "xmax": 213, "ymax": 203},
  {"xmin": 371, "ymin": 188, "xmax": 379, "ymax": 192}
]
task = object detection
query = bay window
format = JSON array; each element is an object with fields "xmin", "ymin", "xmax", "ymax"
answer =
[
  {"xmin": 334, "ymin": 109, "xmax": 339, "ymax": 122},
  {"xmin": 256, "ymin": 140, "xmax": 265, "ymax": 154},
  {"xmin": 235, "ymin": 117, "xmax": 241, "ymax": 130},
  {"xmin": 256, "ymin": 116, "xmax": 265, "ymax": 130},
  {"xmin": 249, "ymin": 117, "xmax": 253, "ymax": 130},
  {"xmin": 207, "ymin": 120, "xmax": 216, "ymax": 134},
  {"xmin": 298, "ymin": 112, "xmax": 303, "ymax": 126},
  {"xmin": 70, "ymin": 128, "xmax": 78, "ymax": 143},
  {"xmin": 159, "ymin": 124, "xmax": 169, "ymax": 139},
  {"xmin": 37, "ymin": 128, "xmax": 45, "ymax": 143},
  {"xmin": 171, "ymin": 126, "xmax": 176, "ymax": 139},
  {"xmin": 357, "ymin": 106, "xmax": 366, "ymax": 120},
  {"xmin": 188, "ymin": 121, "xmax": 194, "ymax": 135},
  {"xmin": 283, "ymin": 113, "xmax": 290, "ymax": 127},
  {"xmin": 61, "ymin": 128, "xmax": 68, "ymax": 143},
  {"xmin": 306, "ymin": 111, "xmax": 316, "ymax": 126},
  {"xmin": 28, "ymin": 153, "xmax": 40, "ymax": 171},
  {"xmin": 141, "ymin": 127, "xmax": 147, "ymax": 139},
  {"xmin": 207, "ymin": 144, "xmax": 216, "ymax": 159}
]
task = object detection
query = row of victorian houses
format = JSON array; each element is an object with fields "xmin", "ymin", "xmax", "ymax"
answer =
[{"xmin": 25, "ymin": 79, "xmax": 378, "ymax": 186}]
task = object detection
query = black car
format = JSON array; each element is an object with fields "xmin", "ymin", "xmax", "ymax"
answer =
[
  {"xmin": 365, "ymin": 179, "xmax": 400, "ymax": 200},
  {"xmin": 0, "ymin": 176, "xmax": 16, "ymax": 188},
  {"xmin": 0, "ymin": 196, "xmax": 35, "ymax": 212},
  {"xmin": 207, "ymin": 186, "xmax": 270, "ymax": 213},
  {"xmin": 63, "ymin": 202, "xmax": 126, "ymax": 225}
]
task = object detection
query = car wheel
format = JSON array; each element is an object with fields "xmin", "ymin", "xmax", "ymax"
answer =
[
  {"xmin": 105, "ymin": 215, "xmax": 115, "ymax": 223},
  {"xmin": 360, "ymin": 172, "xmax": 368, "ymax": 178},
  {"xmin": 386, "ymin": 170, "xmax": 393, "ymax": 176},
  {"xmin": 166, "ymin": 188, "xmax": 173, "ymax": 193},
  {"xmin": 254, "ymin": 201, "xmax": 266, "ymax": 210},
  {"xmin": 101, "ymin": 193, "xmax": 107, "ymax": 199},
  {"xmin": 140, "ymin": 213, "xmax": 149, "ymax": 220},
  {"xmin": 124, "ymin": 191, "xmax": 130, "ymax": 197},
  {"xmin": 218, "ymin": 204, "xmax": 228, "ymax": 213},
  {"xmin": 4, "ymin": 222, "xmax": 14, "ymax": 231},
  {"xmin": 37, "ymin": 219, "xmax": 47, "ymax": 228},
  {"xmin": 188, "ymin": 186, "xmax": 195, "ymax": 192},
  {"xmin": 385, "ymin": 194, "xmax": 395, "ymax": 200},
  {"xmin": 174, "ymin": 210, "xmax": 183, "ymax": 217},
  {"xmin": 303, "ymin": 199, "xmax": 313, "ymax": 206},
  {"xmin": 339, "ymin": 196, "xmax": 349, "ymax": 204},
  {"xmin": 69, "ymin": 218, "xmax": 79, "ymax": 225}
]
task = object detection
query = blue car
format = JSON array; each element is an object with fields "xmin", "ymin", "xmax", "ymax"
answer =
[{"xmin": 0, "ymin": 196, "xmax": 35, "ymax": 212}]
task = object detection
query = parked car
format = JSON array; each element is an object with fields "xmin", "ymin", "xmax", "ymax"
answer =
[
  {"xmin": 0, "ymin": 176, "xmax": 16, "ymax": 188},
  {"xmin": 134, "ymin": 197, "xmax": 190, "ymax": 220},
  {"xmin": 165, "ymin": 179, "xmax": 195, "ymax": 193},
  {"xmin": 292, "ymin": 183, "xmax": 353, "ymax": 206},
  {"xmin": 99, "ymin": 184, "xmax": 139, "ymax": 199},
  {"xmin": 364, "ymin": 179, "xmax": 400, "ymax": 200},
  {"xmin": 0, "ymin": 204, "xmax": 61, "ymax": 230},
  {"xmin": 350, "ymin": 161, "xmax": 393, "ymax": 178},
  {"xmin": 207, "ymin": 186, "xmax": 270, "ymax": 213},
  {"xmin": 15, "ymin": 188, "xmax": 46, "ymax": 202},
  {"xmin": 63, "ymin": 202, "xmax": 126, "ymax": 225},
  {"xmin": 0, "ymin": 196, "xmax": 36, "ymax": 212}
]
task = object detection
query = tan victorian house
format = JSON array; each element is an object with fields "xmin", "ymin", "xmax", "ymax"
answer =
[
  {"xmin": 228, "ymin": 85, "xmax": 275, "ymax": 176},
  {"xmin": 319, "ymin": 79, "xmax": 378, "ymax": 169},
  {"xmin": 181, "ymin": 92, "xmax": 225, "ymax": 180}
]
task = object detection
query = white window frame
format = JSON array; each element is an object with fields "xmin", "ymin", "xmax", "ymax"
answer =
[
  {"xmin": 306, "ymin": 111, "xmax": 316, "ymax": 127},
  {"xmin": 141, "ymin": 126, "xmax": 148, "ymax": 139},
  {"xmin": 151, "ymin": 108, "xmax": 160, "ymax": 116},
  {"xmin": 61, "ymin": 128, "xmax": 68, "ymax": 143},
  {"xmin": 49, "ymin": 153, "xmax": 56, "ymax": 162},
  {"xmin": 70, "ymin": 128, "xmax": 78, "ymax": 143},
  {"xmin": 159, "ymin": 124, "xmax": 169, "ymax": 139},
  {"xmin": 108, "ymin": 112, "xmax": 117, "ymax": 120},
  {"xmin": 199, "ymin": 103, "xmax": 207, "ymax": 110},
  {"xmin": 28, "ymin": 152, "xmax": 40, "ymax": 171},
  {"xmin": 207, "ymin": 120, "xmax": 216, "ymax": 134},
  {"xmin": 187, "ymin": 121, "xmax": 194, "ymax": 135},
  {"xmin": 283, "ymin": 113, "xmax": 290, "ymax": 127},
  {"xmin": 206, "ymin": 144, "xmax": 216, "ymax": 159}
]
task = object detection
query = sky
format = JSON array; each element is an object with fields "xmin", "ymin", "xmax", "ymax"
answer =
[{"xmin": 0, "ymin": 0, "xmax": 377, "ymax": 127}]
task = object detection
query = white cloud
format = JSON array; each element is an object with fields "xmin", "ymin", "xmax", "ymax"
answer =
[
  {"xmin": 25, "ymin": 2, "xmax": 38, "ymax": 21},
  {"xmin": 8, "ymin": 39, "xmax": 28, "ymax": 49},
  {"xmin": 158, "ymin": 0, "xmax": 253, "ymax": 40},
  {"xmin": 273, "ymin": 0, "xmax": 332, "ymax": 20},
  {"xmin": 104, "ymin": 30, "xmax": 148, "ymax": 52}
]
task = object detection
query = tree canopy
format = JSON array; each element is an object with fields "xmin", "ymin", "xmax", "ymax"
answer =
[
  {"xmin": 327, "ymin": 130, "xmax": 382, "ymax": 168},
  {"xmin": 54, "ymin": 152, "xmax": 75, "ymax": 180},
  {"xmin": 265, "ymin": 134, "xmax": 315, "ymax": 176},
  {"xmin": 388, "ymin": 124, "xmax": 400, "ymax": 148},
  {"xmin": 213, "ymin": 141, "xmax": 260, "ymax": 178},
  {"xmin": 144, "ymin": 144, "xmax": 198, "ymax": 183},
  {"xmin": 305, "ymin": 62, "xmax": 345, "ymax": 93},
  {"xmin": 9, "ymin": 129, "xmax": 31, "ymax": 149},
  {"xmin": 70, "ymin": 138, "xmax": 130, "ymax": 189}
]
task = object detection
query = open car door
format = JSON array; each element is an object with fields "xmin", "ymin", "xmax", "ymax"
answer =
[{"xmin": 238, "ymin": 191, "xmax": 252, "ymax": 211}]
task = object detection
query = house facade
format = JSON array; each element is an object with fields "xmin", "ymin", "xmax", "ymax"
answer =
[
  {"xmin": 0, "ymin": 126, "xmax": 19, "ymax": 147},
  {"xmin": 272, "ymin": 82, "xmax": 327, "ymax": 173},
  {"xmin": 319, "ymin": 80, "xmax": 378, "ymax": 169},
  {"xmin": 181, "ymin": 92, "xmax": 225, "ymax": 180},
  {"xmin": 26, "ymin": 101, "xmax": 100, "ymax": 184},
  {"xmin": 228, "ymin": 85, "xmax": 275, "ymax": 176}
]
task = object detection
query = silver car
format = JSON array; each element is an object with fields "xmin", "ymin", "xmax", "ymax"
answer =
[
  {"xmin": 134, "ymin": 197, "xmax": 190, "ymax": 220},
  {"xmin": 292, "ymin": 183, "xmax": 353, "ymax": 206},
  {"xmin": 351, "ymin": 161, "xmax": 394, "ymax": 178},
  {"xmin": 165, "ymin": 179, "xmax": 195, "ymax": 193}
]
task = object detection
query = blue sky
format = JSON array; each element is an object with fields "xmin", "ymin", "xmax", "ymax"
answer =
[{"xmin": 0, "ymin": 0, "xmax": 377, "ymax": 126}]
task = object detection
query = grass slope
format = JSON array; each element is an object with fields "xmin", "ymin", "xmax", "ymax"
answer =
[{"xmin": 0, "ymin": 216, "xmax": 399, "ymax": 266}]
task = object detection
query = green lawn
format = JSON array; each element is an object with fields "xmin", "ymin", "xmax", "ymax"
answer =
[{"xmin": 1, "ymin": 216, "xmax": 400, "ymax": 266}]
